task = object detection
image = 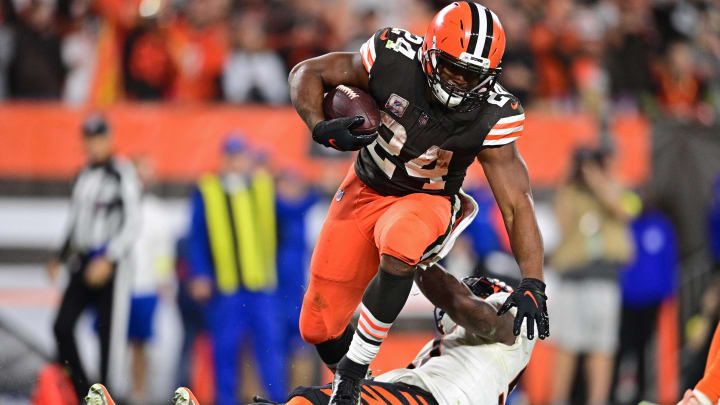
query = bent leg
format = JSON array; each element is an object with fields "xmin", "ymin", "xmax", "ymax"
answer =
[
  {"xmin": 299, "ymin": 169, "xmax": 380, "ymax": 368},
  {"xmin": 340, "ymin": 193, "xmax": 452, "ymax": 376}
]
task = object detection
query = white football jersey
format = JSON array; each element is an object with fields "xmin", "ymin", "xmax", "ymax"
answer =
[{"xmin": 375, "ymin": 292, "xmax": 536, "ymax": 405}]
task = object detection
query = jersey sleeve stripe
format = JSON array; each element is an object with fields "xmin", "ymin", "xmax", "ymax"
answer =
[
  {"xmin": 367, "ymin": 35, "xmax": 376, "ymax": 61},
  {"xmin": 492, "ymin": 120, "xmax": 524, "ymax": 130},
  {"xmin": 494, "ymin": 113, "xmax": 525, "ymax": 125},
  {"xmin": 360, "ymin": 42, "xmax": 372, "ymax": 73},
  {"xmin": 360, "ymin": 37, "xmax": 376, "ymax": 73},
  {"xmin": 488, "ymin": 125, "xmax": 524, "ymax": 136},
  {"xmin": 483, "ymin": 136, "xmax": 519, "ymax": 146}
]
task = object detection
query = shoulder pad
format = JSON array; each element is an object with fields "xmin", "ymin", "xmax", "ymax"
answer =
[
  {"xmin": 360, "ymin": 27, "xmax": 424, "ymax": 74},
  {"xmin": 482, "ymin": 83, "xmax": 525, "ymax": 147}
]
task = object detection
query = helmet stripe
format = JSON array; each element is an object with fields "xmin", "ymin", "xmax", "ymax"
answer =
[
  {"xmin": 466, "ymin": 1, "xmax": 480, "ymax": 55},
  {"xmin": 480, "ymin": 8, "xmax": 494, "ymax": 58}
]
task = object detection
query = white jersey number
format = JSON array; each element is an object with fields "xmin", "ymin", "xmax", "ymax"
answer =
[{"xmin": 366, "ymin": 112, "xmax": 452, "ymax": 190}]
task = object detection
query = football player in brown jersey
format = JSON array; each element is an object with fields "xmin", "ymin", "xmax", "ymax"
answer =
[{"xmin": 288, "ymin": 2, "xmax": 548, "ymax": 404}]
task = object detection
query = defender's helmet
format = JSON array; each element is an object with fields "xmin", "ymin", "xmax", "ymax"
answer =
[{"xmin": 421, "ymin": 1, "xmax": 506, "ymax": 111}]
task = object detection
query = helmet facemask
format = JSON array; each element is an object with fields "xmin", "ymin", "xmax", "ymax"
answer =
[{"xmin": 423, "ymin": 48, "xmax": 501, "ymax": 112}]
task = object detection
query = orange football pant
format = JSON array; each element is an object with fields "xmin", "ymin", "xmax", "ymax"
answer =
[{"xmin": 299, "ymin": 166, "xmax": 452, "ymax": 344}]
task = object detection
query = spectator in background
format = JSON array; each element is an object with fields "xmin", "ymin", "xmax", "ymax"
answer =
[
  {"xmin": 47, "ymin": 114, "xmax": 141, "ymax": 400},
  {"xmin": 654, "ymin": 40, "xmax": 706, "ymax": 120},
  {"xmin": 605, "ymin": 0, "xmax": 657, "ymax": 111},
  {"xmin": 550, "ymin": 148, "xmax": 634, "ymax": 405},
  {"xmin": 187, "ymin": 134, "xmax": 285, "ymax": 403},
  {"xmin": 497, "ymin": 8, "xmax": 534, "ymax": 106},
  {"xmin": 167, "ymin": 0, "xmax": 228, "ymax": 102},
  {"xmin": 60, "ymin": 0, "xmax": 99, "ymax": 104},
  {"xmin": 612, "ymin": 191, "xmax": 676, "ymax": 405},
  {"xmin": 528, "ymin": 0, "xmax": 579, "ymax": 103},
  {"xmin": 122, "ymin": 1, "xmax": 175, "ymax": 100},
  {"xmin": 274, "ymin": 171, "xmax": 319, "ymax": 373},
  {"xmin": 222, "ymin": 10, "xmax": 288, "ymax": 104},
  {"xmin": 3, "ymin": 0, "xmax": 66, "ymax": 99},
  {"xmin": 127, "ymin": 155, "xmax": 175, "ymax": 405}
]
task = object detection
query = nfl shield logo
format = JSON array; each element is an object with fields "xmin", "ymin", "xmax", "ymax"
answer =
[
  {"xmin": 418, "ymin": 112, "xmax": 429, "ymax": 126},
  {"xmin": 335, "ymin": 189, "xmax": 344, "ymax": 201},
  {"xmin": 385, "ymin": 94, "xmax": 409, "ymax": 118}
]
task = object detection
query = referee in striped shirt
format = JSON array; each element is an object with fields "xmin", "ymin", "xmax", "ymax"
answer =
[{"xmin": 47, "ymin": 114, "xmax": 141, "ymax": 399}]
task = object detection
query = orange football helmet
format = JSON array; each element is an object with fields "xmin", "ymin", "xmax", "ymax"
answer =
[{"xmin": 421, "ymin": 1, "xmax": 506, "ymax": 110}]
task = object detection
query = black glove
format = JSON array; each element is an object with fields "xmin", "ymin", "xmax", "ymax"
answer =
[
  {"xmin": 497, "ymin": 278, "xmax": 549, "ymax": 340},
  {"xmin": 312, "ymin": 116, "xmax": 377, "ymax": 151}
]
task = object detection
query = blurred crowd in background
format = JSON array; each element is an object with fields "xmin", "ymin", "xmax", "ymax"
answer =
[
  {"xmin": 1, "ymin": 0, "xmax": 720, "ymax": 405},
  {"xmin": 0, "ymin": 0, "xmax": 718, "ymax": 122}
]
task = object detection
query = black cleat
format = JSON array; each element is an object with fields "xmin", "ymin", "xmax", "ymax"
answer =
[{"xmin": 328, "ymin": 371, "xmax": 363, "ymax": 405}]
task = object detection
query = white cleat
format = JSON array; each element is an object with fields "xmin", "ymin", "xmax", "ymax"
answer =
[
  {"xmin": 85, "ymin": 383, "xmax": 115, "ymax": 405},
  {"xmin": 172, "ymin": 387, "xmax": 201, "ymax": 405}
]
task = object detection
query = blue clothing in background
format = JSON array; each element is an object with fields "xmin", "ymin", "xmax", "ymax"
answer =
[
  {"xmin": 709, "ymin": 176, "xmax": 720, "ymax": 263},
  {"xmin": 187, "ymin": 183, "xmax": 286, "ymax": 403},
  {"xmin": 188, "ymin": 189, "xmax": 215, "ymax": 280},
  {"xmin": 620, "ymin": 211, "xmax": 677, "ymax": 308},
  {"xmin": 462, "ymin": 187, "xmax": 503, "ymax": 259},
  {"xmin": 275, "ymin": 191, "xmax": 319, "ymax": 349},
  {"xmin": 127, "ymin": 294, "xmax": 158, "ymax": 341},
  {"xmin": 205, "ymin": 291, "xmax": 286, "ymax": 404}
]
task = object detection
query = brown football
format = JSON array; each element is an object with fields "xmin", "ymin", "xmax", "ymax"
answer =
[{"xmin": 323, "ymin": 85, "xmax": 381, "ymax": 135}]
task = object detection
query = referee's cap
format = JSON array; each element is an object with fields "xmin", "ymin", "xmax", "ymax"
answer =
[
  {"xmin": 222, "ymin": 132, "xmax": 247, "ymax": 155},
  {"xmin": 82, "ymin": 114, "xmax": 109, "ymax": 137}
]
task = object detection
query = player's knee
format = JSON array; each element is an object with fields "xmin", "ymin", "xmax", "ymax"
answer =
[
  {"xmin": 379, "ymin": 254, "xmax": 415, "ymax": 276},
  {"xmin": 299, "ymin": 322, "xmax": 331, "ymax": 345}
]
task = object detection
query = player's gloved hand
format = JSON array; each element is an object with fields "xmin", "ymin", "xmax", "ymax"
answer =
[
  {"xmin": 497, "ymin": 278, "xmax": 549, "ymax": 340},
  {"xmin": 312, "ymin": 116, "xmax": 377, "ymax": 151}
]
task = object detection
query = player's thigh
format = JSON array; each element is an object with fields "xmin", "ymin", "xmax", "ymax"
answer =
[
  {"xmin": 309, "ymin": 167, "xmax": 379, "ymax": 283},
  {"xmin": 374, "ymin": 193, "xmax": 452, "ymax": 265}
]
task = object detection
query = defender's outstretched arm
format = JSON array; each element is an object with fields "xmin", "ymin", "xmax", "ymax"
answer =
[{"xmin": 415, "ymin": 264, "xmax": 516, "ymax": 345}]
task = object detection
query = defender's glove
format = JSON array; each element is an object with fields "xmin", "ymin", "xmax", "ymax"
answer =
[
  {"xmin": 312, "ymin": 116, "xmax": 377, "ymax": 151},
  {"xmin": 497, "ymin": 278, "xmax": 549, "ymax": 340}
]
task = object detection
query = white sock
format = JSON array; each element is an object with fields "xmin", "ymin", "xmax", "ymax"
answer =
[{"xmin": 346, "ymin": 304, "xmax": 392, "ymax": 365}]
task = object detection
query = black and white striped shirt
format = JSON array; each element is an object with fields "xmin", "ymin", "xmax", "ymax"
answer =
[{"xmin": 58, "ymin": 158, "xmax": 141, "ymax": 262}]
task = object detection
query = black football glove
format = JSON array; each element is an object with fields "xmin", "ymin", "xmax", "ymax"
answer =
[
  {"xmin": 497, "ymin": 278, "xmax": 549, "ymax": 340},
  {"xmin": 312, "ymin": 116, "xmax": 378, "ymax": 151}
]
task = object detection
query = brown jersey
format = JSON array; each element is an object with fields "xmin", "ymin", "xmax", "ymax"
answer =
[{"xmin": 355, "ymin": 27, "xmax": 525, "ymax": 196}]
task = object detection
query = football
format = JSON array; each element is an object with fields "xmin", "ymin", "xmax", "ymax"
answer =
[{"xmin": 323, "ymin": 85, "xmax": 381, "ymax": 135}]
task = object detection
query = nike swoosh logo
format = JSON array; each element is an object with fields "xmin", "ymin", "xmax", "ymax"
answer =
[
  {"xmin": 524, "ymin": 291, "xmax": 538, "ymax": 308},
  {"xmin": 328, "ymin": 139, "xmax": 339, "ymax": 149},
  {"xmin": 511, "ymin": 100, "xmax": 519, "ymax": 110},
  {"xmin": 379, "ymin": 28, "xmax": 389, "ymax": 41}
]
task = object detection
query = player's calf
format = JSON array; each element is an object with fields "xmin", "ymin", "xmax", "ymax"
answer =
[{"xmin": 332, "ymin": 256, "xmax": 415, "ymax": 404}]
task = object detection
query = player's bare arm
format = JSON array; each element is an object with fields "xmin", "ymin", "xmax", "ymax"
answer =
[
  {"xmin": 415, "ymin": 264, "xmax": 516, "ymax": 345},
  {"xmin": 288, "ymin": 52, "xmax": 369, "ymax": 131},
  {"xmin": 477, "ymin": 142, "xmax": 549, "ymax": 339}
]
